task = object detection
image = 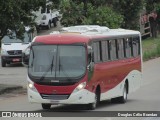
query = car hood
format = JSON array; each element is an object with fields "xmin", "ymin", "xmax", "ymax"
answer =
[{"xmin": 1, "ymin": 43, "xmax": 30, "ymax": 51}]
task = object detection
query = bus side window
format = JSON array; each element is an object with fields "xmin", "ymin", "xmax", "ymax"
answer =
[
  {"xmin": 125, "ymin": 38, "xmax": 133, "ymax": 58},
  {"xmin": 138, "ymin": 37, "xmax": 141, "ymax": 55},
  {"xmin": 133, "ymin": 36, "xmax": 140, "ymax": 57},
  {"xmin": 93, "ymin": 42, "xmax": 101, "ymax": 63},
  {"xmin": 117, "ymin": 39, "xmax": 124, "ymax": 59},
  {"xmin": 110, "ymin": 40, "xmax": 117, "ymax": 60},
  {"xmin": 108, "ymin": 40, "xmax": 111, "ymax": 60},
  {"xmin": 102, "ymin": 41, "xmax": 109, "ymax": 61},
  {"xmin": 115, "ymin": 39, "xmax": 119, "ymax": 59},
  {"xmin": 130, "ymin": 37, "xmax": 134, "ymax": 57}
]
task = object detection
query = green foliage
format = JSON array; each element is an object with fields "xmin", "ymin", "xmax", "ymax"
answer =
[
  {"xmin": 60, "ymin": 2, "xmax": 123, "ymax": 28},
  {"xmin": 60, "ymin": 0, "xmax": 142, "ymax": 30},
  {"xmin": 0, "ymin": 0, "xmax": 45, "ymax": 39},
  {"xmin": 82, "ymin": 4, "xmax": 123, "ymax": 28},
  {"xmin": 49, "ymin": 0, "xmax": 61, "ymax": 9},
  {"xmin": 145, "ymin": 0, "xmax": 160, "ymax": 12},
  {"xmin": 111, "ymin": 0, "xmax": 143, "ymax": 30},
  {"xmin": 60, "ymin": 1, "xmax": 85, "ymax": 26}
]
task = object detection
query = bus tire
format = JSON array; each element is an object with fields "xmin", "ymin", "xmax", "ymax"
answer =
[
  {"xmin": 87, "ymin": 88, "xmax": 100, "ymax": 110},
  {"xmin": 1, "ymin": 59, "xmax": 6, "ymax": 67},
  {"xmin": 118, "ymin": 83, "xmax": 127, "ymax": 103},
  {"xmin": 41, "ymin": 103, "xmax": 51, "ymax": 109}
]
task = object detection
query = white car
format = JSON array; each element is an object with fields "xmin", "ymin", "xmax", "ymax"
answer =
[{"xmin": 1, "ymin": 27, "xmax": 37, "ymax": 67}]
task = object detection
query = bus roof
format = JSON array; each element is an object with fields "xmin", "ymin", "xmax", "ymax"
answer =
[{"xmin": 34, "ymin": 25, "xmax": 140, "ymax": 44}]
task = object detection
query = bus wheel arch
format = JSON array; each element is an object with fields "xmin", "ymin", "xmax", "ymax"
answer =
[{"xmin": 87, "ymin": 85, "xmax": 101, "ymax": 110}]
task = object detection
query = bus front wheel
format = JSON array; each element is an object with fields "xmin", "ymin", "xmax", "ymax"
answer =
[
  {"xmin": 41, "ymin": 103, "xmax": 51, "ymax": 109},
  {"xmin": 87, "ymin": 88, "xmax": 100, "ymax": 110}
]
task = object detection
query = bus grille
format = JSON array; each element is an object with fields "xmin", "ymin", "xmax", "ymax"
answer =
[{"xmin": 40, "ymin": 94, "xmax": 70, "ymax": 100}]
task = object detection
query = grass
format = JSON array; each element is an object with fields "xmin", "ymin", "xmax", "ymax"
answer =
[{"xmin": 142, "ymin": 35, "xmax": 160, "ymax": 61}]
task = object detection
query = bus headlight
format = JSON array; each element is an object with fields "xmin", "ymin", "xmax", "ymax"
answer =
[
  {"xmin": 28, "ymin": 83, "xmax": 33, "ymax": 88},
  {"xmin": 28, "ymin": 81, "xmax": 37, "ymax": 92},
  {"xmin": 72, "ymin": 82, "xmax": 86, "ymax": 93}
]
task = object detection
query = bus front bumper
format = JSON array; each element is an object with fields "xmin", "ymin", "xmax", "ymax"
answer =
[{"xmin": 28, "ymin": 88, "xmax": 95, "ymax": 105}]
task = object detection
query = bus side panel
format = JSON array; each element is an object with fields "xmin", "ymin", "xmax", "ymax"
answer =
[{"xmin": 88, "ymin": 56, "xmax": 141, "ymax": 101}]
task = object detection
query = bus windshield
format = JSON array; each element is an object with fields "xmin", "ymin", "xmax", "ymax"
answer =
[{"xmin": 28, "ymin": 45, "xmax": 86, "ymax": 82}]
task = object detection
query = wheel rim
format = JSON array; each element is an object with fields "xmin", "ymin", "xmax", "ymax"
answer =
[
  {"xmin": 123, "ymin": 85, "xmax": 127, "ymax": 100},
  {"xmin": 92, "ymin": 93, "xmax": 97, "ymax": 108}
]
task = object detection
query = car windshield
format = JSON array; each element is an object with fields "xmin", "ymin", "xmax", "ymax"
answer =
[
  {"xmin": 28, "ymin": 45, "xmax": 86, "ymax": 81},
  {"xmin": 2, "ymin": 32, "xmax": 32, "ymax": 43}
]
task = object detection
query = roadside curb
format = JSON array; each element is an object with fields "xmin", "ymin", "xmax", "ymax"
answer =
[{"xmin": 0, "ymin": 84, "xmax": 23, "ymax": 95}]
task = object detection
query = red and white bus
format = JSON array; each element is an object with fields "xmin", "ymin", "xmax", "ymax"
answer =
[{"xmin": 25, "ymin": 25, "xmax": 142, "ymax": 110}]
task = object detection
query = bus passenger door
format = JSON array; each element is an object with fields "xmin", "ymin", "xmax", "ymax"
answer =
[{"xmin": 87, "ymin": 46, "xmax": 94, "ymax": 81}]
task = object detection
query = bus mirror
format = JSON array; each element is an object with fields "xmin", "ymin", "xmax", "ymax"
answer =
[
  {"xmin": 91, "ymin": 53, "xmax": 94, "ymax": 62},
  {"xmin": 87, "ymin": 62, "xmax": 94, "ymax": 71},
  {"xmin": 88, "ymin": 52, "xmax": 94, "ymax": 65},
  {"xmin": 87, "ymin": 62, "xmax": 94, "ymax": 81}
]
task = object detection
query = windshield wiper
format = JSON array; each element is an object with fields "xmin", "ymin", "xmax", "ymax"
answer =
[
  {"xmin": 58, "ymin": 57, "xmax": 72, "ymax": 82},
  {"xmin": 40, "ymin": 55, "xmax": 54, "ymax": 81},
  {"xmin": 50, "ymin": 55, "xmax": 54, "ymax": 73},
  {"xmin": 29, "ymin": 46, "xmax": 34, "ymax": 68}
]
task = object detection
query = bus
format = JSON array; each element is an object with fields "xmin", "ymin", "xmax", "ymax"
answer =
[{"xmin": 25, "ymin": 25, "xmax": 142, "ymax": 110}]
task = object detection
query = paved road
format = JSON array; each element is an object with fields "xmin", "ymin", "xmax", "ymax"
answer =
[{"xmin": 0, "ymin": 58, "xmax": 160, "ymax": 120}]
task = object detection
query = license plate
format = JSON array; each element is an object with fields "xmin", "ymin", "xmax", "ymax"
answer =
[
  {"xmin": 50, "ymin": 100, "xmax": 59, "ymax": 104},
  {"xmin": 13, "ymin": 58, "xmax": 20, "ymax": 62}
]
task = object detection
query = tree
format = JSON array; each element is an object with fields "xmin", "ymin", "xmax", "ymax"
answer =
[
  {"xmin": 50, "ymin": 0, "xmax": 61, "ymax": 9},
  {"xmin": 82, "ymin": 4, "xmax": 123, "ymax": 28},
  {"xmin": 61, "ymin": 0, "xmax": 143, "ymax": 30},
  {"xmin": 0, "ymin": 0, "xmax": 46, "ymax": 40},
  {"xmin": 60, "ymin": 1, "xmax": 123, "ymax": 28},
  {"xmin": 60, "ymin": 1, "xmax": 85, "ymax": 26},
  {"xmin": 145, "ymin": 0, "xmax": 160, "ymax": 12},
  {"xmin": 110, "ymin": 0, "xmax": 144, "ymax": 30}
]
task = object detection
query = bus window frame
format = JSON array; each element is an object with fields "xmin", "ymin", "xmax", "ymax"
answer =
[{"xmin": 90, "ymin": 34, "xmax": 141, "ymax": 64}]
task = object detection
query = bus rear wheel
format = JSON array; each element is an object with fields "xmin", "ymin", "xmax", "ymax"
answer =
[
  {"xmin": 41, "ymin": 103, "xmax": 51, "ymax": 109},
  {"xmin": 118, "ymin": 83, "xmax": 127, "ymax": 103},
  {"xmin": 111, "ymin": 83, "xmax": 127, "ymax": 103}
]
